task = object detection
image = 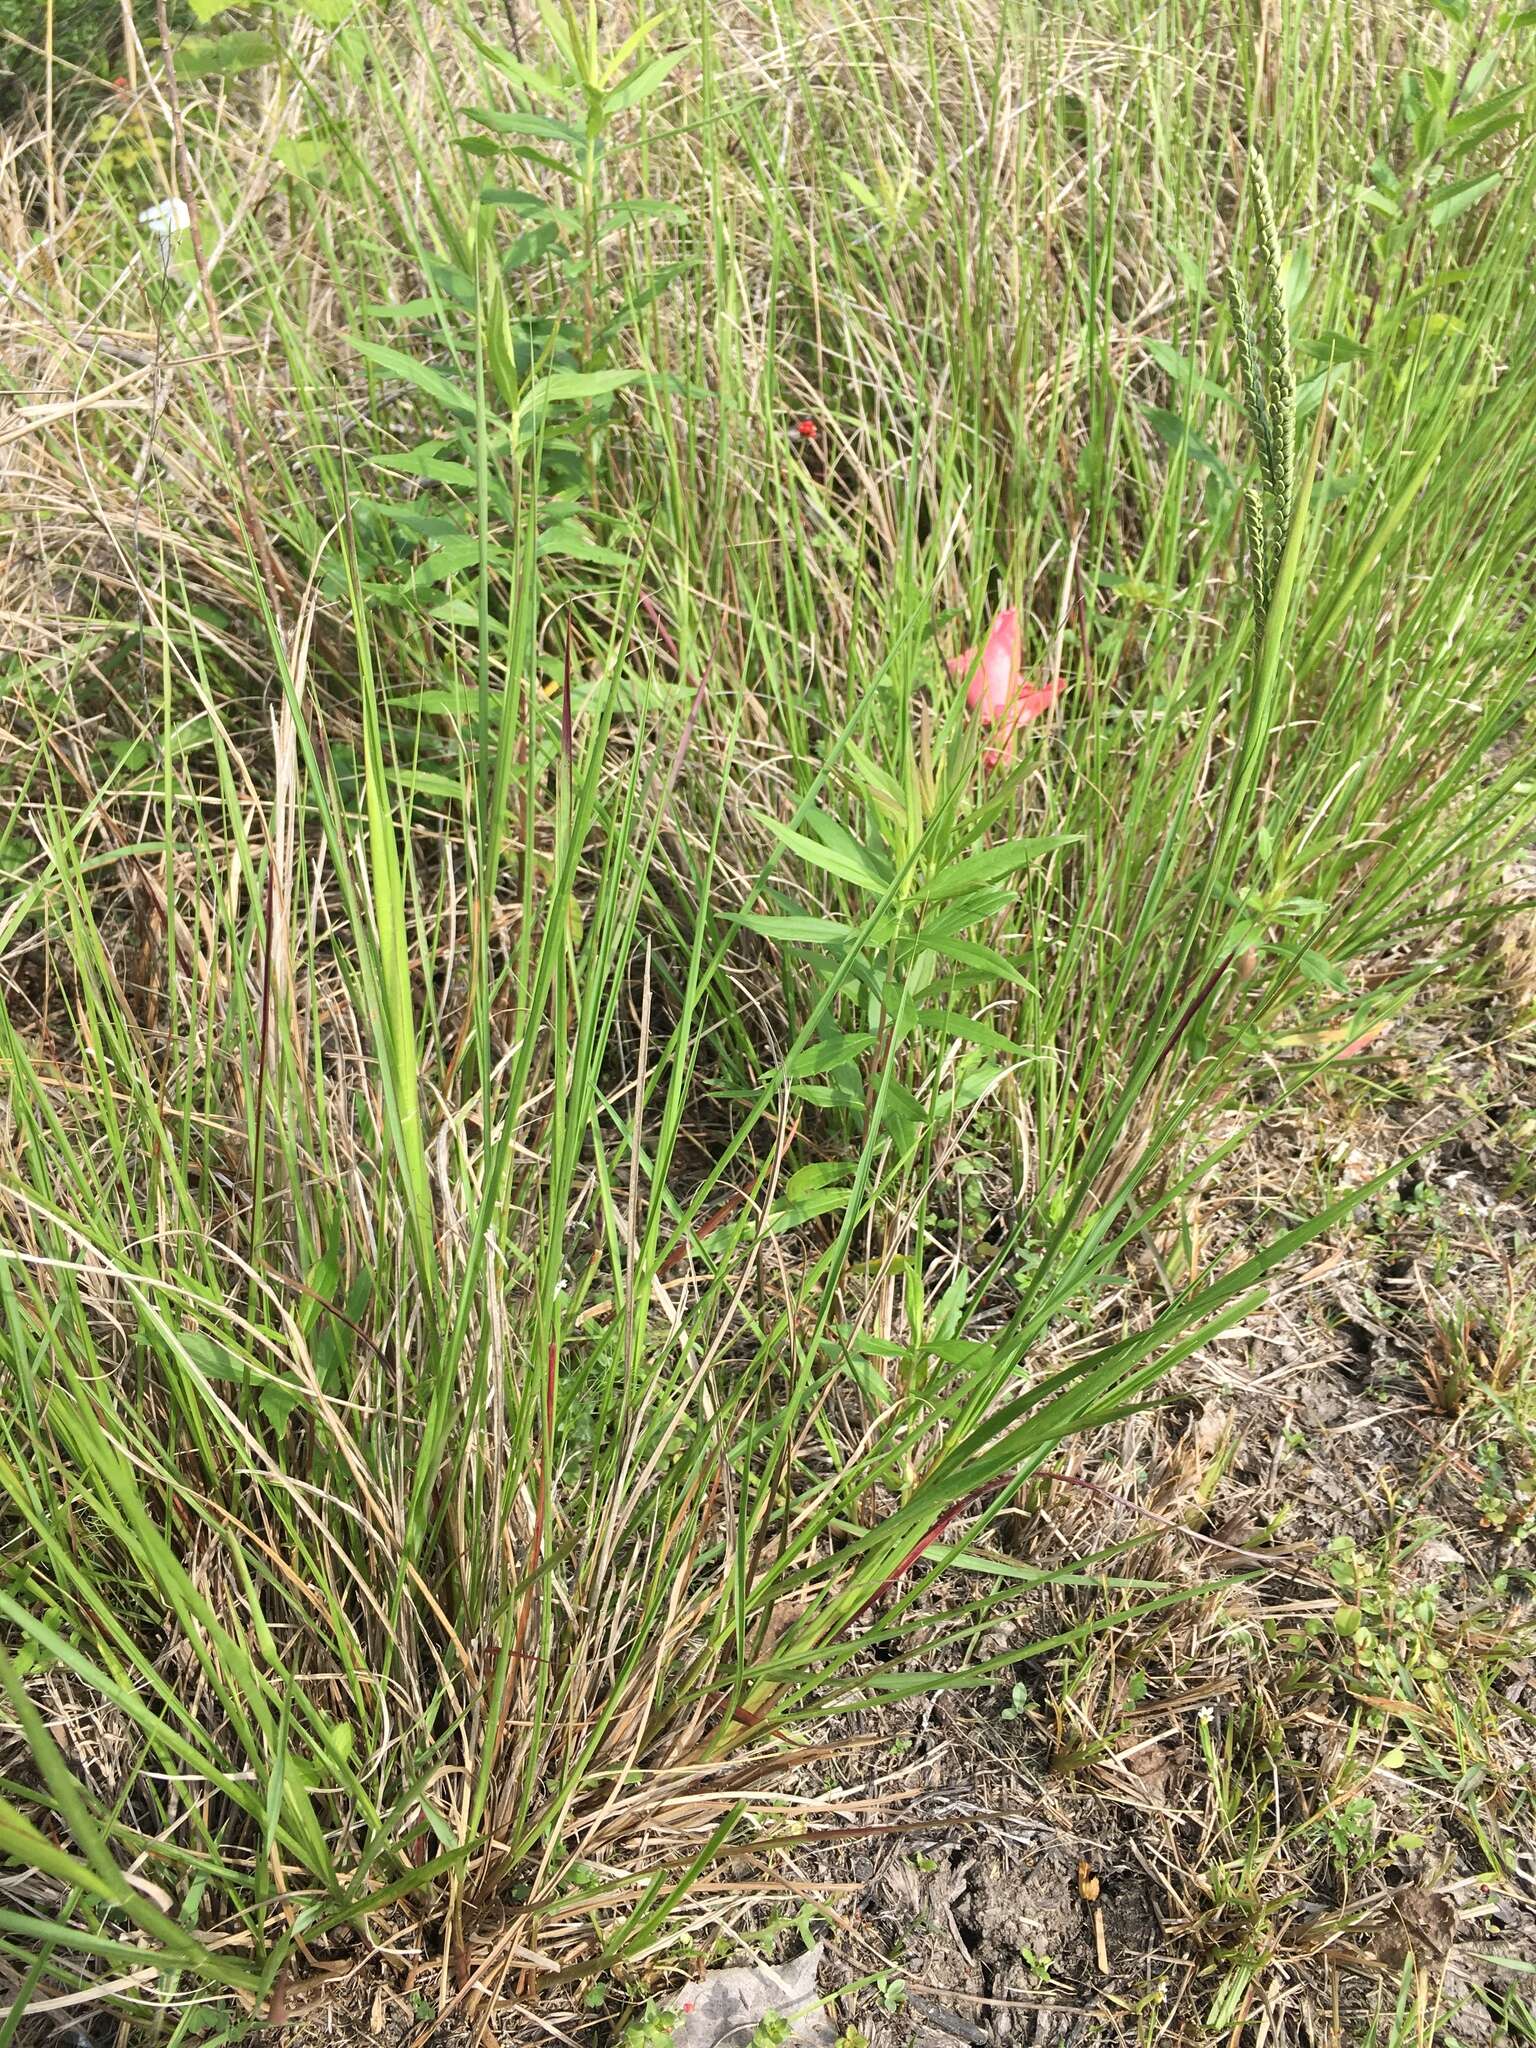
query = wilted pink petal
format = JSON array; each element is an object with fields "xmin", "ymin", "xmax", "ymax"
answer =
[
  {"xmin": 948, "ymin": 607, "xmax": 1019, "ymax": 701},
  {"xmin": 1014, "ymin": 676, "xmax": 1064, "ymax": 723},
  {"xmin": 952, "ymin": 604, "xmax": 1062, "ymax": 767},
  {"xmin": 984, "ymin": 680, "xmax": 1064, "ymax": 765},
  {"xmin": 971, "ymin": 606, "xmax": 1022, "ymax": 721},
  {"xmin": 1338, "ymin": 1019, "xmax": 1391, "ymax": 1058}
]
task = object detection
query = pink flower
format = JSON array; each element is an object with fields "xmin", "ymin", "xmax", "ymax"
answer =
[{"xmin": 949, "ymin": 605, "xmax": 1063, "ymax": 766}]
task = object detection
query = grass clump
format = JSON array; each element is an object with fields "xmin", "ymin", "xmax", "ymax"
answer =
[{"xmin": 2, "ymin": 0, "xmax": 1534, "ymax": 2039}]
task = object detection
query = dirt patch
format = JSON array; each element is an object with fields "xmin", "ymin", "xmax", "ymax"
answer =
[{"xmin": 787, "ymin": 1013, "xmax": 1536, "ymax": 2047}]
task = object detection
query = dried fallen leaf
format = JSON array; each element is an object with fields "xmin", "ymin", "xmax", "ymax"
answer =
[
  {"xmin": 1369, "ymin": 1888, "xmax": 1457, "ymax": 1973},
  {"xmin": 667, "ymin": 1943, "xmax": 835, "ymax": 2048}
]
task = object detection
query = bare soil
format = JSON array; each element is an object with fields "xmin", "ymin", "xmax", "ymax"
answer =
[{"xmin": 798, "ymin": 1009, "xmax": 1536, "ymax": 2048}]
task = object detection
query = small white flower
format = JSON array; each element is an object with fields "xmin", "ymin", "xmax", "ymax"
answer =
[
  {"xmin": 138, "ymin": 196, "xmax": 191, "ymax": 238},
  {"xmin": 139, "ymin": 196, "xmax": 190, "ymax": 272}
]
